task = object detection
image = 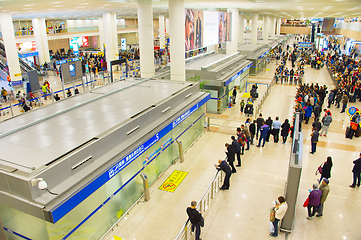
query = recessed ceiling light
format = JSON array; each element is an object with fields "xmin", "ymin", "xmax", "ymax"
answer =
[
  {"xmin": 11, "ymin": 11, "xmax": 18, "ymax": 13},
  {"xmin": 50, "ymin": 1, "xmax": 61, "ymax": 3},
  {"xmin": 24, "ymin": 4, "xmax": 34, "ymax": 6},
  {"xmin": 103, "ymin": 4, "xmax": 111, "ymax": 6},
  {"xmin": 99, "ymin": 7, "xmax": 105, "ymax": 8},
  {"xmin": 79, "ymin": 2, "xmax": 89, "ymax": 5},
  {"xmin": 76, "ymin": 6, "xmax": 85, "ymax": 8},
  {"xmin": 54, "ymin": 5, "xmax": 62, "ymax": 7}
]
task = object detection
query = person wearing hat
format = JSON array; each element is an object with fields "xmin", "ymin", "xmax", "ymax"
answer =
[
  {"xmin": 307, "ymin": 183, "xmax": 322, "ymax": 220},
  {"xmin": 317, "ymin": 179, "xmax": 330, "ymax": 217}
]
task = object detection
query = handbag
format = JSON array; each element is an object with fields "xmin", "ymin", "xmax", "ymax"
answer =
[
  {"xmin": 315, "ymin": 163, "xmax": 323, "ymax": 175},
  {"xmin": 270, "ymin": 207, "xmax": 276, "ymax": 222},
  {"xmin": 303, "ymin": 197, "xmax": 309, "ymax": 207},
  {"xmin": 199, "ymin": 216, "xmax": 204, "ymax": 227}
]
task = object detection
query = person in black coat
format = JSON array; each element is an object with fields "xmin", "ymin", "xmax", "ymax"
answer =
[
  {"xmin": 319, "ymin": 156, "xmax": 333, "ymax": 183},
  {"xmin": 266, "ymin": 117, "xmax": 273, "ymax": 142},
  {"xmin": 281, "ymin": 119, "xmax": 290, "ymax": 144},
  {"xmin": 225, "ymin": 143, "xmax": 236, "ymax": 173},
  {"xmin": 250, "ymin": 120, "xmax": 256, "ymax": 144},
  {"xmin": 186, "ymin": 201, "xmax": 202, "ymax": 240},
  {"xmin": 216, "ymin": 159, "xmax": 232, "ymax": 190},
  {"xmin": 350, "ymin": 153, "xmax": 361, "ymax": 188},
  {"xmin": 231, "ymin": 136, "xmax": 241, "ymax": 167}
]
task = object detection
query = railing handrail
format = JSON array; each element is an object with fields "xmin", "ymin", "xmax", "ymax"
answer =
[{"xmin": 174, "ymin": 170, "xmax": 221, "ymax": 240}]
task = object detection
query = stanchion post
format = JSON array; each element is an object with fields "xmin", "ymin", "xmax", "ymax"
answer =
[{"xmin": 7, "ymin": 96, "xmax": 13, "ymax": 116}]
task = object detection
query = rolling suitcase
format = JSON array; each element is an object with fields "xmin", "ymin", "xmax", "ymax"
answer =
[
  {"xmin": 355, "ymin": 128, "xmax": 361, "ymax": 138},
  {"xmin": 345, "ymin": 127, "xmax": 352, "ymax": 139}
]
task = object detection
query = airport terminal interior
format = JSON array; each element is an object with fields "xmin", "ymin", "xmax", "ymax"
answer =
[{"xmin": 0, "ymin": 0, "xmax": 360, "ymax": 240}]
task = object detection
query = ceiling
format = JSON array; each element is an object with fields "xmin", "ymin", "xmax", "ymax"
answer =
[{"xmin": 0, "ymin": 0, "xmax": 360, "ymax": 20}]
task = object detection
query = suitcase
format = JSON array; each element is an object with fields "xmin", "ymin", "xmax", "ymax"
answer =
[
  {"xmin": 345, "ymin": 127, "xmax": 352, "ymax": 139},
  {"xmin": 355, "ymin": 128, "xmax": 361, "ymax": 138},
  {"xmin": 244, "ymin": 104, "xmax": 254, "ymax": 115}
]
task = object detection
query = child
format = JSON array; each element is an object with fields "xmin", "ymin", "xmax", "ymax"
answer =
[{"xmin": 240, "ymin": 99, "xmax": 245, "ymax": 113}]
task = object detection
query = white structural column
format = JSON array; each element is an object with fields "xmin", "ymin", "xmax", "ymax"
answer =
[
  {"xmin": 0, "ymin": 13, "xmax": 21, "ymax": 81},
  {"xmin": 32, "ymin": 17, "xmax": 50, "ymax": 64},
  {"xmin": 251, "ymin": 14, "xmax": 258, "ymax": 45},
  {"xmin": 169, "ymin": 0, "xmax": 185, "ymax": 81},
  {"xmin": 270, "ymin": 17, "xmax": 276, "ymax": 37},
  {"xmin": 137, "ymin": 0, "xmax": 155, "ymax": 78},
  {"xmin": 159, "ymin": 15, "xmax": 165, "ymax": 49},
  {"xmin": 226, "ymin": 8, "xmax": 238, "ymax": 54},
  {"xmin": 276, "ymin": 17, "xmax": 281, "ymax": 35},
  {"xmin": 262, "ymin": 16, "xmax": 269, "ymax": 40},
  {"xmin": 98, "ymin": 17, "xmax": 105, "ymax": 51},
  {"xmin": 238, "ymin": 13, "xmax": 245, "ymax": 45},
  {"xmin": 103, "ymin": 13, "xmax": 118, "ymax": 70},
  {"xmin": 165, "ymin": 18, "xmax": 170, "ymax": 36}
]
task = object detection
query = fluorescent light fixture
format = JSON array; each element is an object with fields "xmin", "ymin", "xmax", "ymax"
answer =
[{"xmin": 24, "ymin": 4, "xmax": 34, "ymax": 6}]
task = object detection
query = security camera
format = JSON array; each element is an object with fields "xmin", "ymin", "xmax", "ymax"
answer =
[
  {"xmin": 31, "ymin": 178, "xmax": 58, "ymax": 195},
  {"xmin": 38, "ymin": 180, "xmax": 47, "ymax": 190}
]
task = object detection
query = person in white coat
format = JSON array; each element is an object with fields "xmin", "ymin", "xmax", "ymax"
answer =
[{"xmin": 271, "ymin": 196, "xmax": 288, "ymax": 237}]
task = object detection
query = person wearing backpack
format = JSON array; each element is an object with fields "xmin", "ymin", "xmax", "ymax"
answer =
[
  {"xmin": 186, "ymin": 201, "xmax": 203, "ymax": 240},
  {"xmin": 320, "ymin": 112, "xmax": 332, "ymax": 137}
]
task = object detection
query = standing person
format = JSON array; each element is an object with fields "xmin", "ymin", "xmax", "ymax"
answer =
[
  {"xmin": 312, "ymin": 118, "xmax": 322, "ymax": 132},
  {"xmin": 314, "ymin": 103, "xmax": 321, "ymax": 120},
  {"xmin": 320, "ymin": 112, "xmax": 332, "ymax": 137},
  {"xmin": 225, "ymin": 143, "xmax": 236, "ymax": 173},
  {"xmin": 249, "ymin": 120, "xmax": 256, "ymax": 145},
  {"xmin": 310, "ymin": 128, "xmax": 319, "ymax": 154},
  {"xmin": 1, "ymin": 87, "xmax": 8, "ymax": 102},
  {"xmin": 340, "ymin": 94, "xmax": 349, "ymax": 113},
  {"xmin": 257, "ymin": 122, "xmax": 269, "ymax": 147},
  {"xmin": 240, "ymin": 99, "xmax": 245, "ymax": 113},
  {"xmin": 215, "ymin": 159, "xmax": 232, "ymax": 190},
  {"xmin": 232, "ymin": 87, "xmax": 237, "ymax": 105},
  {"xmin": 319, "ymin": 156, "xmax": 333, "ymax": 183},
  {"xmin": 186, "ymin": 201, "xmax": 202, "ymax": 240},
  {"xmin": 317, "ymin": 179, "xmax": 330, "ymax": 217},
  {"xmin": 281, "ymin": 119, "xmax": 290, "ymax": 144},
  {"xmin": 231, "ymin": 136, "xmax": 241, "ymax": 167},
  {"xmin": 256, "ymin": 113, "xmax": 265, "ymax": 140},
  {"xmin": 272, "ymin": 117, "xmax": 282, "ymax": 143},
  {"xmin": 266, "ymin": 117, "xmax": 273, "ymax": 142},
  {"xmin": 270, "ymin": 196, "xmax": 288, "ymax": 237},
  {"xmin": 307, "ymin": 183, "xmax": 322, "ymax": 220},
  {"xmin": 241, "ymin": 124, "xmax": 251, "ymax": 150},
  {"xmin": 304, "ymin": 105, "xmax": 313, "ymax": 124},
  {"xmin": 349, "ymin": 153, "xmax": 361, "ymax": 188}
]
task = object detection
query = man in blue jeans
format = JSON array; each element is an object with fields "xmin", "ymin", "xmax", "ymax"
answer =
[
  {"xmin": 186, "ymin": 201, "xmax": 202, "ymax": 240},
  {"xmin": 257, "ymin": 122, "xmax": 269, "ymax": 147},
  {"xmin": 310, "ymin": 128, "xmax": 319, "ymax": 154}
]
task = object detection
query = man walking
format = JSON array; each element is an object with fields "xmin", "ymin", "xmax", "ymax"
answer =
[
  {"xmin": 231, "ymin": 136, "xmax": 241, "ymax": 167},
  {"xmin": 317, "ymin": 179, "xmax": 330, "ymax": 217},
  {"xmin": 241, "ymin": 124, "xmax": 251, "ymax": 150},
  {"xmin": 215, "ymin": 159, "xmax": 232, "ymax": 190},
  {"xmin": 272, "ymin": 116, "xmax": 282, "ymax": 143},
  {"xmin": 225, "ymin": 143, "xmax": 236, "ymax": 173},
  {"xmin": 186, "ymin": 201, "xmax": 202, "ymax": 240},
  {"xmin": 349, "ymin": 153, "xmax": 361, "ymax": 188},
  {"xmin": 310, "ymin": 128, "xmax": 319, "ymax": 154},
  {"xmin": 307, "ymin": 183, "xmax": 322, "ymax": 220}
]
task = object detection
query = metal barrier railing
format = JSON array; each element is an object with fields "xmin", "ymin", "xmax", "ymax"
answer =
[
  {"xmin": 174, "ymin": 170, "xmax": 224, "ymax": 240},
  {"xmin": 206, "ymin": 117, "xmax": 241, "ymax": 135},
  {"xmin": 254, "ymin": 76, "xmax": 276, "ymax": 116}
]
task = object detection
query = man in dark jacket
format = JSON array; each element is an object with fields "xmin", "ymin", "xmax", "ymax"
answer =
[
  {"xmin": 350, "ymin": 153, "xmax": 361, "ymax": 188},
  {"xmin": 225, "ymin": 143, "xmax": 236, "ymax": 173},
  {"xmin": 186, "ymin": 201, "xmax": 202, "ymax": 240},
  {"xmin": 257, "ymin": 122, "xmax": 269, "ymax": 147},
  {"xmin": 256, "ymin": 113, "xmax": 265, "ymax": 140},
  {"xmin": 231, "ymin": 136, "xmax": 241, "ymax": 167},
  {"xmin": 232, "ymin": 87, "xmax": 237, "ymax": 105},
  {"xmin": 216, "ymin": 159, "xmax": 232, "ymax": 190}
]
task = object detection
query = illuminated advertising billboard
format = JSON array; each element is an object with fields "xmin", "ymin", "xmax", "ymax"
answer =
[{"xmin": 185, "ymin": 9, "xmax": 232, "ymax": 52}]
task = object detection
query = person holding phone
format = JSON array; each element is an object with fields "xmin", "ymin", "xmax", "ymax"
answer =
[
  {"xmin": 215, "ymin": 159, "xmax": 232, "ymax": 190},
  {"xmin": 270, "ymin": 196, "xmax": 288, "ymax": 237},
  {"xmin": 186, "ymin": 201, "xmax": 203, "ymax": 240}
]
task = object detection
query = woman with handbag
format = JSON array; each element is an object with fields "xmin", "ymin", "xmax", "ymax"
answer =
[
  {"xmin": 270, "ymin": 196, "xmax": 288, "ymax": 237},
  {"xmin": 318, "ymin": 156, "xmax": 333, "ymax": 183}
]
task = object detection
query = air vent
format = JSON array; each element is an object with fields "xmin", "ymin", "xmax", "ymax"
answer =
[
  {"xmin": 127, "ymin": 126, "xmax": 140, "ymax": 135},
  {"xmin": 72, "ymin": 156, "xmax": 92, "ymax": 171},
  {"xmin": 130, "ymin": 105, "xmax": 156, "ymax": 119},
  {"xmin": 162, "ymin": 107, "xmax": 171, "ymax": 114}
]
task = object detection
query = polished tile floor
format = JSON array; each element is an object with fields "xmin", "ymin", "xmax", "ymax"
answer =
[{"xmin": 103, "ymin": 36, "xmax": 361, "ymax": 240}]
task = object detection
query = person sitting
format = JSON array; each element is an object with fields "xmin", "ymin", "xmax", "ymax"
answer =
[
  {"xmin": 66, "ymin": 89, "xmax": 72, "ymax": 97},
  {"xmin": 74, "ymin": 88, "xmax": 79, "ymax": 95},
  {"xmin": 54, "ymin": 94, "xmax": 60, "ymax": 101}
]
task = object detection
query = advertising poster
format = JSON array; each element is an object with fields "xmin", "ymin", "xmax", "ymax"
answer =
[
  {"xmin": 185, "ymin": 9, "xmax": 232, "ymax": 52},
  {"xmin": 194, "ymin": 10, "xmax": 203, "ymax": 49},
  {"xmin": 203, "ymin": 11, "xmax": 218, "ymax": 47},
  {"xmin": 185, "ymin": 9, "xmax": 194, "ymax": 52},
  {"xmin": 82, "ymin": 36, "xmax": 89, "ymax": 47}
]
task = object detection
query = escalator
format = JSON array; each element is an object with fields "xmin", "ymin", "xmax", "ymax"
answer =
[{"xmin": 0, "ymin": 38, "xmax": 45, "ymax": 76}]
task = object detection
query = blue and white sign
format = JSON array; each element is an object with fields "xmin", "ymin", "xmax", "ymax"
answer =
[
  {"xmin": 224, "ymin": 62, "xmax": 252, "ymax": 87},
  {"xmin": 121, "ymin": 38, "xmax": 126, "ymax": 51},
  {"xmin": 56, "ymin": 57, "xmax": 83, "ymax": 65},
  {"xmin": 18, "ymin": 52, "xmax": 39, "ymax": 58},
  {"xmin": 258, "ymin": 50, "xmax": 269, "ymax": 59},
  {"xmin": 50, "ymin": 94, "xmax": 210, "ymax": 223}
]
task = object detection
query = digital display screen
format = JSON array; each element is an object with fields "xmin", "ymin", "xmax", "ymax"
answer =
[{"xmin": 69, "ymin": 64, "xmax": 76, "ymax": 77}]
